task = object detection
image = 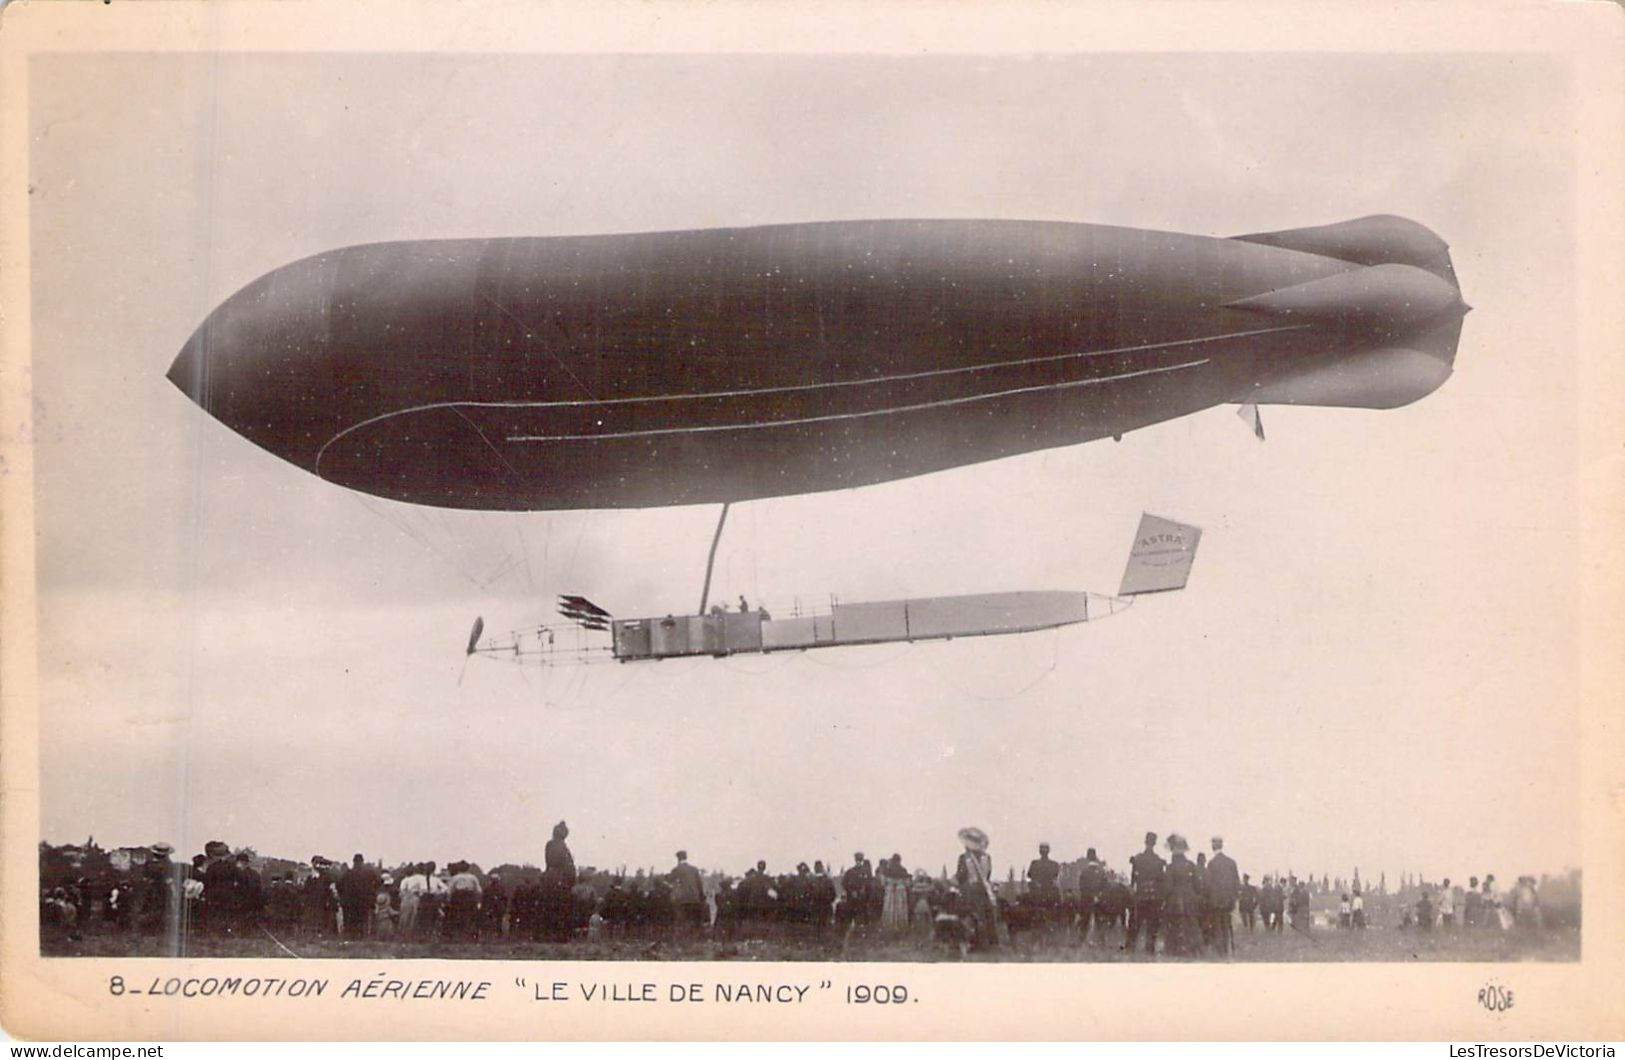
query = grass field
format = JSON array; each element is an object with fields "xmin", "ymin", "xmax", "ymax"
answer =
[{"xmin": 43, "ymin": 924, "xmax": 1579, "ymax": 963}]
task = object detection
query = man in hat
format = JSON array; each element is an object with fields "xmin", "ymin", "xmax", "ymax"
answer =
[
  {"xmin": 233, "ymin": 852, "xmax": 264, "ymax": 936},
  {"xmin": 201, "ymin": 840, "xmax": 239, "ymax": 936},
  {"xmin": 339, "ymin": 853, "xmax": 381, "ymax": 940},
  {"xmin": 668, "ymin": 851, "xmax": 707, "ymax": 934},
  {"xmin": 841, "ymin": 853, "xmax": 874, "ymax": 929},
  {"xmin": 811, "ymin": 861, "xmax": 836, "ymax": 937},
  {"xmin": 1237, "ymin": 874, "xmax": 1259, "ymax": 933},
  {"xmin": 1289, "ymin": 876, "xmax": 1312, "ymax": 932},
  {"xmin": 1205, "ymin": 836, "xmax": 1241, "ymax": 957},
  {"xmin": 955, "ymin": 827, "xmax": 998, "ymax": 951},
  {"xmin": 141, "ymin": 842, "xmax": 184, "ymax": 938},
  {"xmin": 1124, "ymin": 831, "xmax": 1165, "ymax": 955},
  {"xmin": 1463, "ymin": 876, "xmax": 1483, "ymax": 928},
  {"xmin": 1162, "ymin": 834, "xmax": 1201, "ymax": 956},
  {"xmin": 1026, "ymin": 843, "xmax": 1061, "ymax": 926},
  {"xmin": 444, "ymin": 861, "xmax": 483, "ymax": 941}
]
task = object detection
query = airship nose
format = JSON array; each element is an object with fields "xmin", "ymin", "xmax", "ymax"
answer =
[
  {"xmin": 165, "ymin": 241, "xmax": 491, "ymax": 483},
  {"xmin": 166, "ymin": 328, "xmax": 206, "ymax": 408},
  {"xmin": 163, "ymin": 252, "xmax": 351, "ymax": 475}
]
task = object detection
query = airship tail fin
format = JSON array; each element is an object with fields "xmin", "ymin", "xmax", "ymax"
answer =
[
  {"xmin": 1119, "ymin": 514, "xmax": 1203, "ymax": 597},
  {"xmin": 1231, "ymin": 214, "xmax": 1458, "ymax": 286}
]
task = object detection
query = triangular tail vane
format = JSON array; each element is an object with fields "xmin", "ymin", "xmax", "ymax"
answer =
[{"xmin": 1238, "ymin": 400, "xmax": 1266, "ymax": 441}]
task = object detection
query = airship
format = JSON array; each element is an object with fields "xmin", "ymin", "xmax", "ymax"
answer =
[
  {"xmin": 167, "ymin": 214, "xmax": 1464, "ymax": 663},
  {"xmin": 166, "ymin": 214, "xmax": 1467, "ymax": 513}
]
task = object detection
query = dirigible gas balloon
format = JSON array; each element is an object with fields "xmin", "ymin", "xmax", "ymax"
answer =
[{"xmin": 167, "ymin": 215, "xmax": 1467, "ymax": 511}]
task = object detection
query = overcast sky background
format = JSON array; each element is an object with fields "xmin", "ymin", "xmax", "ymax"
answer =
[{"xmin": 29, "ymin": 52, "xmax": 1577, "ymax": 883}]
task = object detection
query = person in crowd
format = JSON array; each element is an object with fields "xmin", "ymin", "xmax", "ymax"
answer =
[
  {"xmin": 954, "ymin": 827, "xmax": 998, "ymax": 951},
  {"xmin": 1237, "ymin": 873, "xmax": 1259, "ymax": 933},
  {"xmin": 233, "ymin": 852, "xmax": 263, "ymax": 935},
  {"xmin": 511, "ymin": 873, "xmax": 543, "ymax": 940},
  {"xmin": 668, "ymin": 851, "xmax": 707, "ymax": 935},
  {"xmin": 709, "ymin": 877, "xmax": 737, "ymax": 940},
  {"xmin": 1194, "ymin": 851, "xmax": 1213, "ymax": 951},
  {"xmin": 880, "ymin": 854, "xmax": 912, "ymax": 935},
  {"xmin": 1162, "ymin": 835, "xmax": 1200, "ymax": 957},
  {"xmin": 909, "ymin": 870, "xmax": 936, "ymax": 940},
  {"xmin": 1438, "ymin": 877, "xmax": 1456, "ymax": 928},
  {"xmin": 266, "ymin": 873, "xmax": 302, "ymax": 935},
  {"xmin": 1352, "ymin": 886, "xmax": 1366, "ymax": 930},
  {"xmin": 1464, "ymin": 876, "xmax": 1483, "ymax": 928},
  {"xmin": 810, "ymin": 861, "xmax": 837, "ymax": 937},
  {"xmin": 1026, "ymin": 843, "xmax": 1061, "ymax": 929},
  {"xmin": 841, "ymin": 854, "xmax": 874, "ymax": 930},
  {"xmin": 141, "ymin": 843, "xmax": 186, "ymax": 939},
  {"xmin": 540, "ymin": 821, "xmax": 577, "ymax": 942},
  {"xmin": 182, "ymin": 856, "xmax": 207, "ymax": 936},
  {"xmin": 481, "ymin": 870, "xmax": 509, "ymax": 941},
  {"xmin": 1124, "ymin": 831, "xmax": 1165, "ymax": 955},
  {"xmin": 444, "ymin": 861, "xmax": 483, "ymax": 941},
  {"xmin": 1267, "ymin": 877, "xmax": 1289, "ymax": 932},
  {"xmin": 201, "ymin": 841, "xmax": 238, "ymax": 936},
  {"xmin": 1098, "ymin": 870, "xmax": 1131, "ymax": 946},
  {"xmin": 1288, "ymin": 876, "xmax": 1311, "ymax": 932},
  {"xmin": 399, "ymin": 861, "xmax": 445, "ymax": 939},
  {"xmin": 1075, "ymin": 847, "xmax": 1106, "ymax": 944},
  {"xmin": 1205, "ymin": 837, "xmax": 1240, "ymax": 957},
  {"xmin": 299, "ymin": 858, "xmax": 330, "ymax": 937},
  {"xmin": 781, "ymin": 862, "xmax": 812, "ymax": 933},
  {"xmin": 1511, "ymin": 876, "xmax": 1542, "ymax": 932},
  {"xmin": 338, "ymin": 854, "xmax": 380, "ymax": 940},
  {"xmin": 1416, "ymin": 887, "xmax": 1436, "ymax": 932},
  {"xmin": 41, "ymin": 887, "xmax": 81, "ymax": 943},
  {"xmin": 373, "ymin": 887, "xmax": 397, "ymax": 938},
  {"xmin": 1481, "ymin": 875, "xmax": 1505, "ymax": 930}
]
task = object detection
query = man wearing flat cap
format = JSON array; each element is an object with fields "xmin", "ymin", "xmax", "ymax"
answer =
[{"xmin": 1124, "ymin": 831, "xmax": 1165, "ymax": 955}]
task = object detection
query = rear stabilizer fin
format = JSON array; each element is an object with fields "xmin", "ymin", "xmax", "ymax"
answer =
[
  {"xmin": 1232, "ymin": 215, "xmax": 1458, "ymax": 286},
  {"xmin": 1119, "ymin": 514, "xmax": 1203, "ymax": 596}
]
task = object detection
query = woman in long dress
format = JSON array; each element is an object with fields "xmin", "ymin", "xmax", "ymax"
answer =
[
  {"xmin": 880, "ymin": 854, "xmax": 911, "ymax": 935},
  {"xmin": 955, "ymin": 828, "xmax": 998, "ymax": 951},
  {"xmin": 1162, "ymin": 835, "xmax": 1200, "ymax": 956},
  {"xmin": 540, "ymin": 821, "xmax": 577, "ymax": 942}
]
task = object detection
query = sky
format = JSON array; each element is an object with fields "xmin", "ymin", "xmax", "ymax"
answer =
[{"xmin": 27, "ymin": 51, "xmax": 1579, "ymax": 885}]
